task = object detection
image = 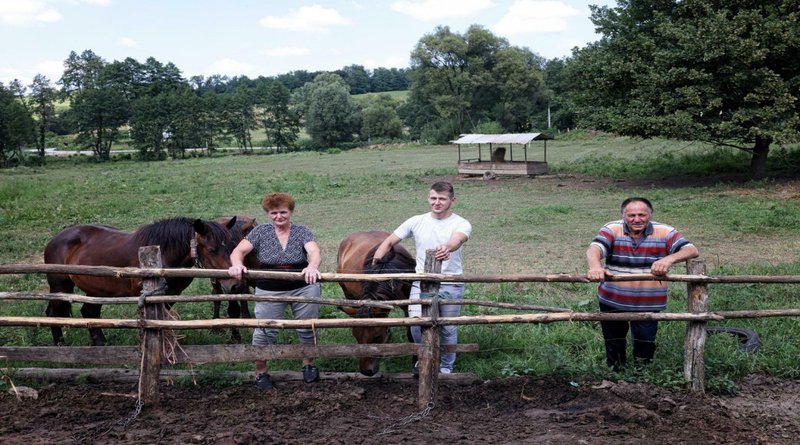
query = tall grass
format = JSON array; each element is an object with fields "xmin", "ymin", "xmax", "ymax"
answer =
[{"xmin": 2, "ymin": 135, "xmax": 800, "ymax": 392}]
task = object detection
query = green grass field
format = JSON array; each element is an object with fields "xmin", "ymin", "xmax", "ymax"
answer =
[{"xmin": 2, "ymin": 134, "xmax": 800, "ymax": 392}]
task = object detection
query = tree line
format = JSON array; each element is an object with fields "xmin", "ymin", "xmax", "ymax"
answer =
[{"xmin": 2, "ymin": 0, "xmax": 798, "ymax": 178}]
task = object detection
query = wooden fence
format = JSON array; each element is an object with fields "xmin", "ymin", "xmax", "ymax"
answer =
[{"xmin": 2, "ymin": 248, "xmax": 800, "ymax": 410}]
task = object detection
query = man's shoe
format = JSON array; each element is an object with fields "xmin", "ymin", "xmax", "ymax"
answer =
[
  {"xmin": 303, "ymin": 364, "xmax": 320, "ymax": 383},
  {"xmin": 254, "ymin": 373, "xmax": 274, "ymax": 389},
  {"xmin": 411, "ymin": 361, "xmax": 419, "ymax": 379},
  {"xmin": 439, "ymin": 367, "xmax": 452, "ymax": 374}
]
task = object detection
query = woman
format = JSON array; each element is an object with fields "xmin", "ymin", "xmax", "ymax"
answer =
[{"xmin": 228, "ymin": 192, "xmax": 322, "ymax": 389}]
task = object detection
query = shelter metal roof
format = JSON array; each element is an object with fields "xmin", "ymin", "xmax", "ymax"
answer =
[{"xmin": 450, "ymin": 133, "xmax": 553, "ymax": 145}]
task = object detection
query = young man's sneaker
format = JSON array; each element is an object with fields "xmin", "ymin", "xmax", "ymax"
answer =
[
  {"xmin": 254, "ymin": 373, "xmax": 274, "ymax": 389},
  {"xmin": 411, "ymin": 361, "xmax": 420, "ymax": 378},
  {"xmin": 303, "ymin": 364, "xmax": 320, "ymax": 383},
  {"xmin": 440, "ymin": 368, "xmax": 452, "ymax": 374}
]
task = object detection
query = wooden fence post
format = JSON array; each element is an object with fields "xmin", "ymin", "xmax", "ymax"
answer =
[
  {"xmin": 138, "ymin": 246, "xmax": 166, "ymax": 406},
  {"xmin": 418, "ymin": 249, "xmax": 442, "ymax": 411},
  {"xmin": 683, "ymin": 258, "xmax": 708, "ymax": 393}
]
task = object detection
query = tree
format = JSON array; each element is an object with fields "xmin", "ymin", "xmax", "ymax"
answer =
[
  {"xmin": 257, "ymin": 81, "xmax": 300, "ymax": 151},
  {"xmin": 301, "ymin": 74, "xmax": 361, "ymax": 147},
  {"xmin": 0, "ymin": 82, "xmax": 36, "ymax": 167},
  {"xmin": 361, "ymin": 94, "xmax": 403, "ymax": 141},
  {"xmin": 566, "ymin": 0, "xmax": 800, "ymax": 179},
  {"xmin": 407, "ymin": 25, "xmax": 549, "ymax": 140},
  {"xmin": 29, "ymin": 74, "xmax": 57, "ymax": 160},
  {"xmin": 335, "ymin": 64, "xmax": 371, "ymax": 95},
  {"xmin": 59, "ymin": 51, "xmax": 131, "ymax": 160},
  {"xmin": 222, "ymin": 86, "xmax": 257, "ymax": 151}
]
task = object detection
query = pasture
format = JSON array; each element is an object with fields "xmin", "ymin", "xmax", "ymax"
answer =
[{"xmin": 2, "ymin": 134, "xmax": 800, "ymax": 392}]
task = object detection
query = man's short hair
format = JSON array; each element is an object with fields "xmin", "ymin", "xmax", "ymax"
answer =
[
  {"xmin": 430, "ymin": 181, "xmax": 455, "ymax": 198},
  {"xmin": 621, "ymin": 197, "xmax": 653, "ymax": 215}
]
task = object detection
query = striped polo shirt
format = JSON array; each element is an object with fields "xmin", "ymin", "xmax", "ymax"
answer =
[{"xmin": 590, "ymin": 220, "xmax": 693, "ymax": 311}]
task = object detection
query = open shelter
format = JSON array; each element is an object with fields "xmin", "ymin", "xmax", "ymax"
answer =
[{"xmin": 451, "ymin": 133, "xmax": 554, "ymax": 177}]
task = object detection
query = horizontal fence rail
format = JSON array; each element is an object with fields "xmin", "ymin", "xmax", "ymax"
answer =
[{"xmin": 4, "ymin": 263, "xmax": 800, "ymax": 284}]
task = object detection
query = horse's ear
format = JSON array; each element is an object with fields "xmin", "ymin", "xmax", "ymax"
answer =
[
  {"xmin": 226, "ymin": 216, "xmax": 237, "ymax": 229},
  {"xmin": 193, "ymin": 219, "xmax": 207, "ymax": 235}
]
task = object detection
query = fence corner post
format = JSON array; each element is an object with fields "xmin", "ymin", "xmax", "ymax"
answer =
[
  {"xmin": 138, "ymin": 245, "xmax": 166, "ymax": 406},
  {"xmin": 418, "ymin": 249, "xmax": 442, "ymax": 411},
  {"xmin": 683, "ymin": 257, "xmax": 708, "ymax": 393}
]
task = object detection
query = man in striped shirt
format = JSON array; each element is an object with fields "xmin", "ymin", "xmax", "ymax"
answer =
[{"xmin": 586, "ymin": 197, "xmax": 699, "ymax": 369}]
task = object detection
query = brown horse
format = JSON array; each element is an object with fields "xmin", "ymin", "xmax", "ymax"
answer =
[
  {"xmin": 337, "ymin": 231, "xmax": 416, "ymax": 376},
  {"xmin": 44, "ymin": 216, "xmax": 243, "ymax": 346},
  {"xmin": 210, "ymin": 215, "xmax": 258, "ymax": 342}
]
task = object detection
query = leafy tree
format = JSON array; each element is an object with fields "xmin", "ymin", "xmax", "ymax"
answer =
[
  {"xmin": 59, "ymin": 51, "xmax": 131, "ymax": 160},
  {"xmin": 335, "ymin": 64, "xmax": 371, "ymax": 95},
  {"xmin": 0, "ymin": 82, "xmax": 36, "ymax": 167},
  {"xmin": 361, "ymin": 94, "xmax": 403, "ymax": 141},
  {"xmin": 29, "ymin": 74, "xmax": 57, "ymax": 160},
  {"xmin": 370, "ymin": 67, "xmax": 409, "ymax": 92},
  {"xmin": 257, "ymin": 81, "xmax": 300, "ymax": 151},
  {"xmin": 407, "ymin": 25, "xmax": 548, "ymax": 140},
  {"xmin": 301, "ymin": 73, "xmax": 361, "ymax": 147},
  {"xmin": 222, "ymin": 86, "xmax": 257, "ymax": 151},
  {"xmin": 566, "ymin": 0, "xmax": 800, "ymax": 178}
]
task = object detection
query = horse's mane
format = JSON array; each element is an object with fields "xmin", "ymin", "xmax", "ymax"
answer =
[
  {"xmin": 132, "ymin": 217, "xmax": 231, "ymax": 259},
  {"xmin": 362, "ymin": 244, "xmax": 415, "ymax": 302}
]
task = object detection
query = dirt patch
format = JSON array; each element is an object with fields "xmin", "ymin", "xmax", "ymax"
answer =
[{"xmin": 3, "ymin": 373, "xmax": 799, "ymax": 444}]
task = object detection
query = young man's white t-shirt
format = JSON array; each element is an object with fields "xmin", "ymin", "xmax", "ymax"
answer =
[{"xmin": 393, "ymin": 212, "xmax": 472, "ymax": 275}]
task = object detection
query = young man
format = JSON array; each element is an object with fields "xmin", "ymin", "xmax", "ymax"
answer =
[
  {"xmin": 372, "ymin": 181, "xmax": 472, "ymax": 374},
  {"xmin": 586, "ymin": 197, "xmax": 699, "ymax": 369}
]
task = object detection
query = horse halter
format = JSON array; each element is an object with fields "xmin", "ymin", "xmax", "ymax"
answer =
[{"xmin": 190, "ymin": 232, "xmax": 203, "ymax": 268}]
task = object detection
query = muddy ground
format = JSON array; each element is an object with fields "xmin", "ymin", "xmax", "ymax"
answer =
[{"xmin": 2, "ymin": 373, "xmax": 799, "ymax": 444}]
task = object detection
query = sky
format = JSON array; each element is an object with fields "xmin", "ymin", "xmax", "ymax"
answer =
[{"xmin": 0, "ymin": 0, "xmax": 616, "ymax": 87}]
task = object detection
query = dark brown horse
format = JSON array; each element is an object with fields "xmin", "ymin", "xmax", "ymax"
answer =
[
  {"xmin": 210, "ymin": 215, "xmax": 258, "ymax": 342},
  {"xmin": 337, "ymin": 231, "xmax": 416, "ymax": 376},
  {"xmin": 44, "ymin": 216, "xmax": 243, "ymax": 346}
]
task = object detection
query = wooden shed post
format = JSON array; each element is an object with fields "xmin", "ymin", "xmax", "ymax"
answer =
[
  {"xmin": 138, "ymin": 245, "xmax": 166, "ymax": 406},
  {"xmin": 683, "ymin": 258, "xmax": 708, "ymax": 393},
  {"xmin": 418, "ymin": 249, "xmax": 442, "ymax": 411}
]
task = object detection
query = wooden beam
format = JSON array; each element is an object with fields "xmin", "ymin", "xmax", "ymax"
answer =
[{"xmin": 0, "ymin": 344, "xmax": 479, "ymax": 365}]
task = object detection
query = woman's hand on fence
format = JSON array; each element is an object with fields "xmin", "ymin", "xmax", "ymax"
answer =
[
  {"xmin": 228, "ymin": 265, "xmax": 247, "ymax": 279},
  {"xmin": 303, "ymin": 266, "xmax": 321, "ymax": 284}
]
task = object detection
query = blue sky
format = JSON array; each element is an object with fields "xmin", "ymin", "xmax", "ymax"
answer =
[{"xmin": 0, "ymin": 0, "xmax": 615, "ymax": 87}]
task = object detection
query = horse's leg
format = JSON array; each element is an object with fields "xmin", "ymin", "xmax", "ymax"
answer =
[
  {"xmin": 227, "ymin": 300, "xmax": 242, "ymax": 343},
  {"xmin": 46, "ymin": 273, "xmax": 74, "ymax": 345},
  {"xmin": 211, "ymin": 279, "xmax": 222, "ymax": 319},
  {"xmin": 80, "ymin": 303, "xmax": 106, "ymax": 346},
  {"xmin": 240, "ymin": 301, "xmax": 251, "ymax": 318}
]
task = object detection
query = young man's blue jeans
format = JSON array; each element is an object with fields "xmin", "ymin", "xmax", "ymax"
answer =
[{"xmin": 409, "ymin": 282, "xmax": 465, "ymax": 372}]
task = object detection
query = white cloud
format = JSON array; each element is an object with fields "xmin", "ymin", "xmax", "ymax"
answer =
[
  {"xmin": 208, "ymin": 58, "xmax": 254, "ymax": 76},
  {"xmin": 258, "ymin": 4, "xmax": 351, "ymax": 32},
  {"xmin": 0, "ymin": 0, "xmax": 62, "ymax": 26},
  {"xmin": 492, "ymin": 0, "xmax": 580, "ymax": 34},
  {"xmin": 0, "ymin": 59, "xmax": 63, "ymax": 86},
  {"xmin": 260, "ymin": 47, "xmax": 311, "ymax": 57},
  {"xmin": 35, "ymin": 59, "xmax": 65, "ymax": 80},
  {"xmin": 119, "ymin": 36, "xmax": 138, "ymax": 48},
  {"xmin": 391, "ymin": 0, "xmax": 492, "ymax": 21}
]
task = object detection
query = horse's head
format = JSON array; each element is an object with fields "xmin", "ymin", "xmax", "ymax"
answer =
[
  {"xmin": 192, "ymin": 216, "xmax": 248, "ymax": 293},
  {"xmin": 346, "ymin": 246, "xmax": 414, "ymax": 376}
]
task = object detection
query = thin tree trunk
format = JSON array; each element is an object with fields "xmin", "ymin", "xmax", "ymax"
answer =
[{"xmin": 750, "ymin": 135, "xmax": 771, "ymax": 179}]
